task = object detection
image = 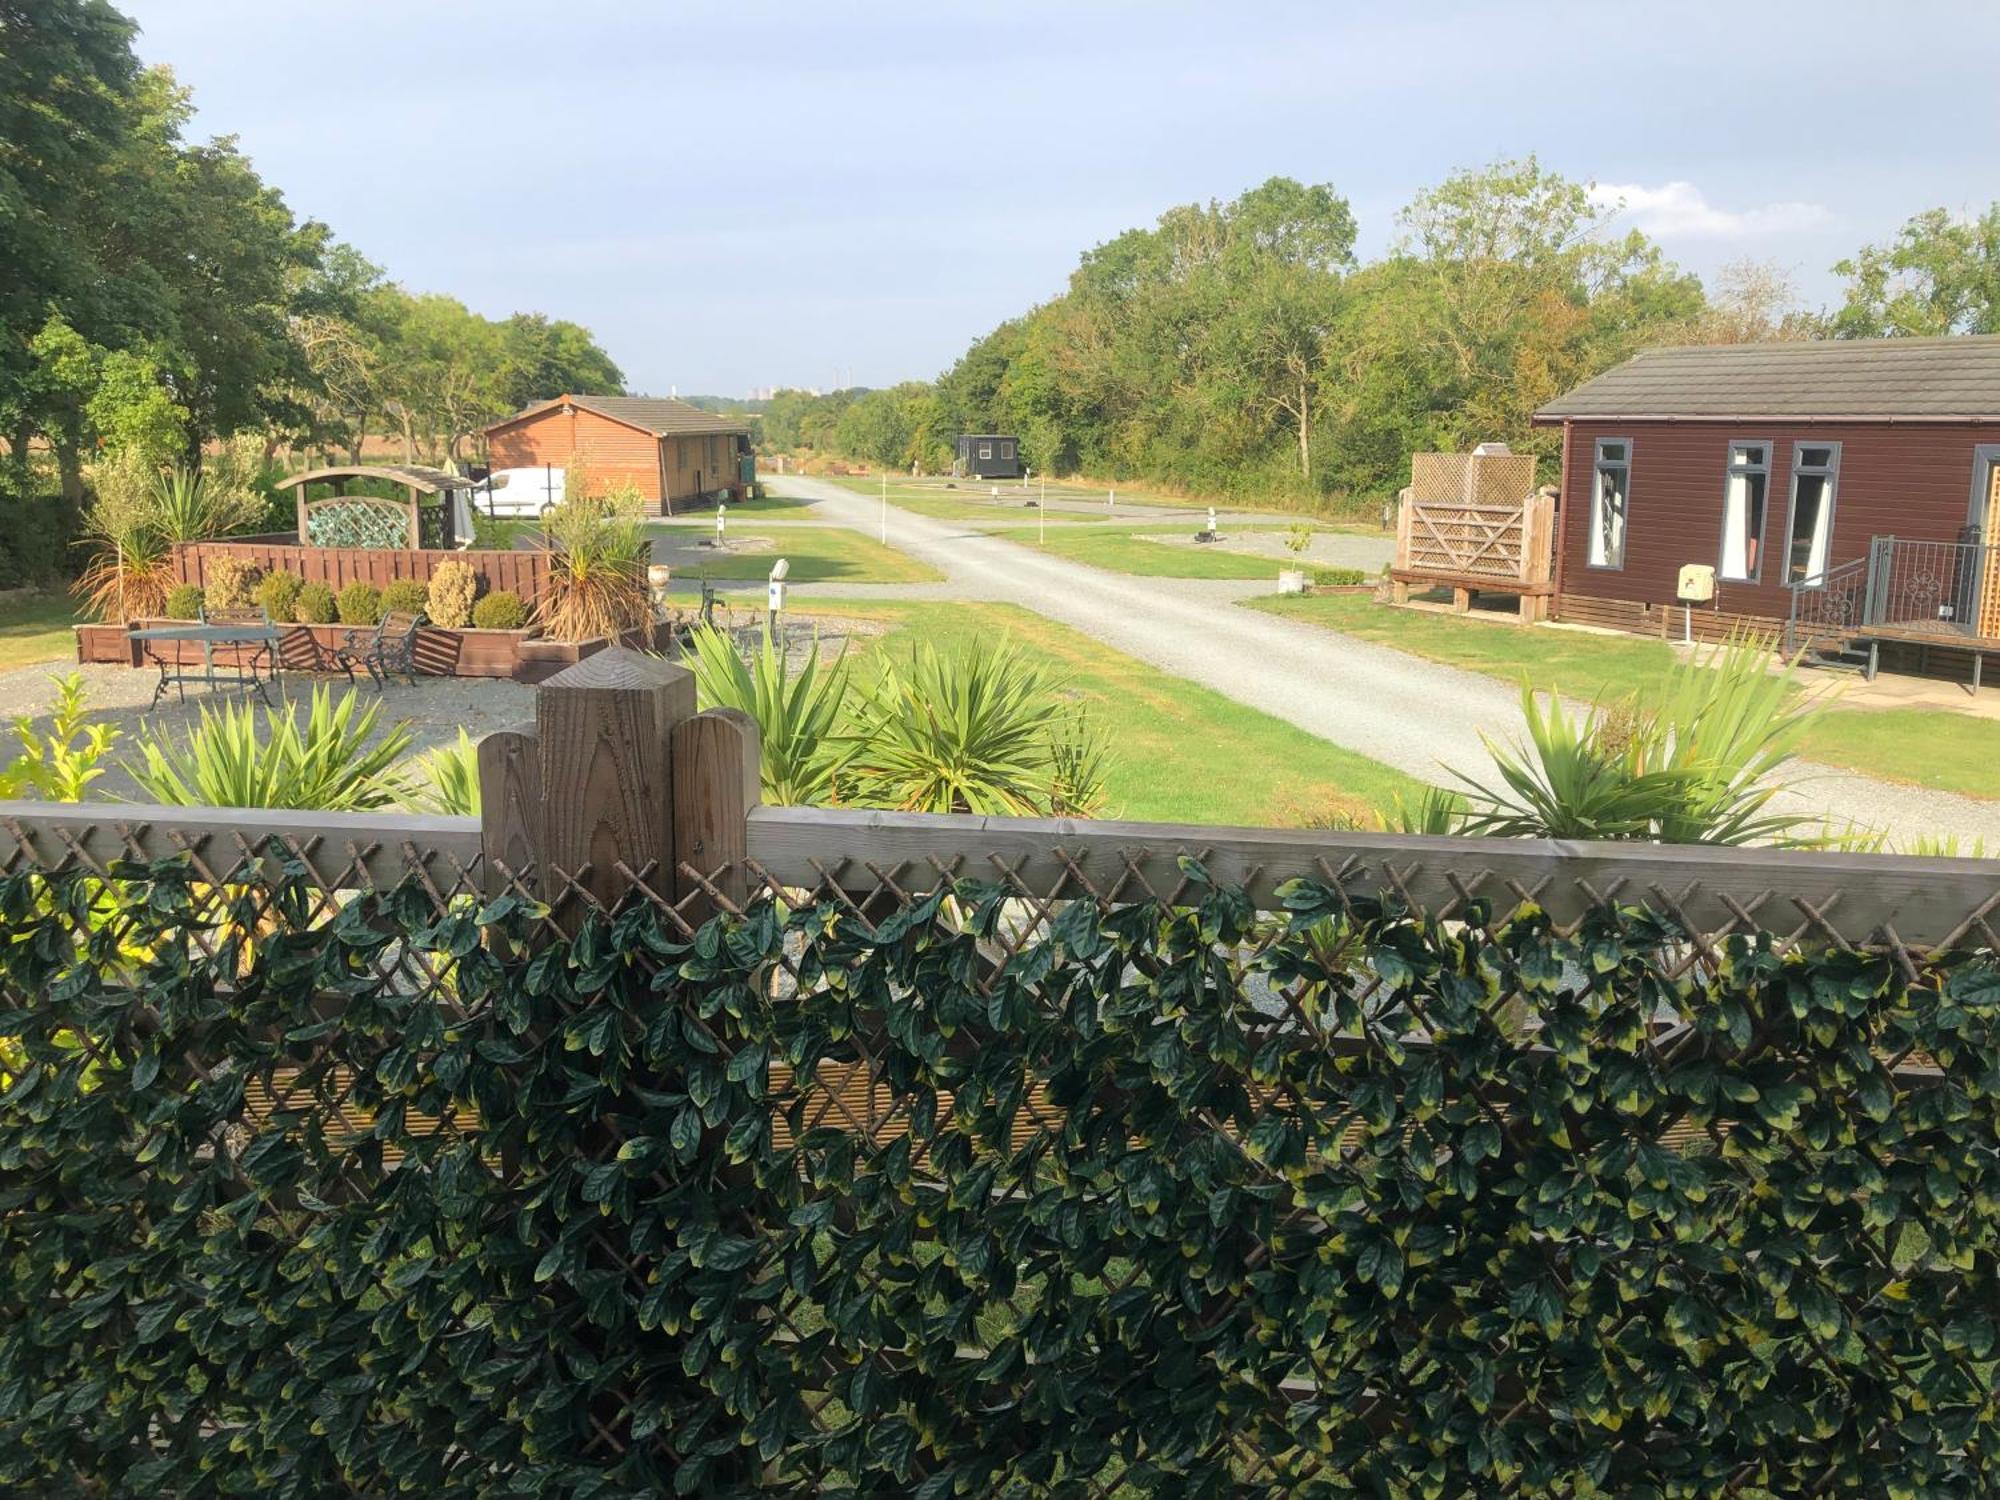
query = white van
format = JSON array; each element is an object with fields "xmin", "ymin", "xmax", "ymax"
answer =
[{"xmin": 482, "ymin": 466, "xmax": 565, "ymax": 517}]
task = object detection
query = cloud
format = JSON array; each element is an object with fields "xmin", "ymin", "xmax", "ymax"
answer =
[{"xmin": 1588, "ymin": 181, "xmax": 1833, "ymax": 238}]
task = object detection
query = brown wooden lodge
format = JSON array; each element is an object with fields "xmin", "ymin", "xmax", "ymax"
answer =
[
  {"xmin": 484, "ymin": 394, "xmax": 753, "ymax": 516},
  {"xmin": 1534, "ymin": 335, "xmax": 2000, "ymax": 681}
]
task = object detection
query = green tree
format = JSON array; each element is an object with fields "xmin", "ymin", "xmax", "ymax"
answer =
[{"xmin": 1833, "ymin": 205, "xmax": 2000, "ymax": 337}]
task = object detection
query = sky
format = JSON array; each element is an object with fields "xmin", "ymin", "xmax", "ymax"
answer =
[{"xmin": 120, "ymin": 0, "xmax": 2000, "ymax": 398}]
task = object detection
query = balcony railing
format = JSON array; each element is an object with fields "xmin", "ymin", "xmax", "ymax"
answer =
[{"xmin": 1785, "ymin": 532, "xmax": 2000, "ymax": 656}]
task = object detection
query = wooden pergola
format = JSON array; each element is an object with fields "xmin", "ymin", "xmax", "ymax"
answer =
[{"xmin": 276, "ymin": 465, "xmax": 475, "ymax": 549}]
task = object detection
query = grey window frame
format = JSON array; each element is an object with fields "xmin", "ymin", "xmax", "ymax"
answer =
[
  {"xmin": 1781, "ymin": 440, "xmax": 1843, "ymax": 588},
  {"xmin": 1716, "ymin": 438, "xmax": 1773, "ymax": 584},
  {"xmin": 979, "ymin": 442, "xmax": 993, "ymax": 460},
  {"xmin": 1967, "ymin": 443, "xmax": 2000, "ymax": 535},
  {"xmin": 1587, "ymin": 436, "xmax": 1633, "ymax": 571}
]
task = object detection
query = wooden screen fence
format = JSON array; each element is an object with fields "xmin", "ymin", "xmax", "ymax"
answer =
[
  {"xmin": 173, "ymin": 540, "xmax": 552, "ymax": 603},
  {"xmin": 1392, "ymin": 451, "xmax": 1553, "ymax": 620}
]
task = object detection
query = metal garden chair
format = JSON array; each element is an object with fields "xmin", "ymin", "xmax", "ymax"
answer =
[{"xmin": 331, "ymin": 609, "xmax": 426, "ymax": 690}]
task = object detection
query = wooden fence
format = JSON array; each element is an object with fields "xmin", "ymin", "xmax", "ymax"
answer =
[
  {"xmin": 173, "ymin": 540, "xmax": 552, "ymax": 603},
  {"xmin": 5, "ymin": 644, "xmax": 1999, "ymax": 954},
  {"xmin": 1393, "ymin": 450, "xmax": 1553, "ymax": 620}
]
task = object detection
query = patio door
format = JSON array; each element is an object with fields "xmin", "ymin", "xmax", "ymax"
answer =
[{"xmin": 1979, "ymin": 448, "xmax": 2000, "ymax": 638}]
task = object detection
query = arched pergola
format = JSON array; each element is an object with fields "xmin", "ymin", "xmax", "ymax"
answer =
[{"xmin": 276, "ymin": 465, "xmax": 476, "ymax": 549}]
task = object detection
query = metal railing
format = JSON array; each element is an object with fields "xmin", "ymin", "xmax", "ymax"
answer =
[{"xmin": 1785, "ymin": 532, "xmax": 2000, "ymax": 656}]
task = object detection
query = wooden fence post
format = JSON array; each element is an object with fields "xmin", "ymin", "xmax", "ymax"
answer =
[
  {"xmin": 531, "ymin": 646, "xmax": 694, "ymax": 925},
  {"xmin": 476, "ymin": 722, "xmax": 541, "ymax": 897},
  {"xmin": 671, "ymin": 707, "xmax": 762, "ymax": 918}
]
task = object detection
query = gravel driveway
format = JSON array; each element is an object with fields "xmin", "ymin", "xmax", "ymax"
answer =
[{"xmin": 769, "ymin": 473, "xmax": 2000, "ymax": 846}]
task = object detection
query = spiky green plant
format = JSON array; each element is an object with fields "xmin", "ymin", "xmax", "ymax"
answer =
[
  {"xmin": 843, "ymin": 638, "xmax": 1106, "ymax": 816},
  {"xmin": 149, "ymin": 465, "xmax": 261, "ymax": 545},
  {"xmin": 1639, "ymin": 633, "xmax": 1827, "ymax": 846},
  {"xmin": 683, "ymin": 624, "xmax": 851, "ymax": 806},
  {"xmin": 1453, "ymin": 633, "xmax": 1830, "ymax": 846},
  {"xmin": 1387, "ymin": 785, "xmax": 1467, "ymax": 835},
  {"xmin": 408, "ymin": 729, "xmax": 480, "ymax": 816},
  {"xmin": 125, "ymin": 686, "xmax": 415, "ymax": 811},
  {"xmin": 1454, "ymin": 685, "xmax": 1696, "ymax": 840}
]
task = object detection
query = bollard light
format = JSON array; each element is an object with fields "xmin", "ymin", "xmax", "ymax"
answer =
[
  {"xmin": 1207, "ymin": 506, "xmax": 1217, "ymax": 534},
  {"xmin": 767, "ymin": 558, "xmax": 789, "ymax": 628},
  {"xmin": 716, "ymin": 503, "xmax": 727, "ymax": 541},
  {"xmin": 647, "ymin": 563, "xmax": 673, "ymax": 619}
]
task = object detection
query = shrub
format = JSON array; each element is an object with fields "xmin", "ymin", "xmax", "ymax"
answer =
[
  {"xmin": 293, "ymin": 580, "xmax": 336, "ymax": 625},
  {"xmin": 407, "ymin": 728, "xmax": 479, "ymax": 816},
  {"xmin": 126, "ymin": 684, "xmax": 415, "ymax": 810},
  {"xmin": 534, "ymin": 463, "xmax": 650, "ymax": 641},
  {"xmin": 843, "ymin": 638, "xmax": 1108, "ymax": 816},
  {"xmin": 336, "ymin": 581, "xmax": 382, "ymax": 626},
  {"xmin": 426, "ymin": 560, "xmax": 478, "ymax": 629},
  {"xmin": 470, "ymin": 589, "xmax": 527, "ymax": 631},
  {"xmin": 162, "ymin": 583, "xmax": 204, "ymax": 619},
  {"xmin": 1310, "ymin": 566, "xmax": 1366, "ymax": 586},
  {"xmin": 0, "ymin": 672, "xmax": 120, "ymax": 802},
  {"xmin": 255, "ymin": 571, "xmax": 302, "ymax": 621},
  {"xmin": 684, "ymin": 623, "xmax": 849, "ymax": 805},
  {"xmin": 381, "ymin": 578, "xmax": 429, "ymax": 615},
  {"xmin": 204, "ymin": 555, "xmax": 262, "ymax": 610}
]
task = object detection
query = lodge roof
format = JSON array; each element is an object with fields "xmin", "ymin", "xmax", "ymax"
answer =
[
  {"xmin": 485, "ymin": 394, "xmax": 751, "ymax": 438},
  {"xmin": 1533, "ymin": 335, "xmax": 2000, "ymax": 422}
]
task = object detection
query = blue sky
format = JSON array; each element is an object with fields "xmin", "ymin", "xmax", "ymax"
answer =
[{"xmin": 121, "ymin": 0, "xmax": 2000, "ymax": 397}]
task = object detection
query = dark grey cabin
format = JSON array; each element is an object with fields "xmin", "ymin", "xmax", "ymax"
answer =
[{"xmin": 956, "ymin": 434, "xmax": 1022, "ymax": 479}]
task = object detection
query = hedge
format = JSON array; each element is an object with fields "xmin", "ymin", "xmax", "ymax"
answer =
[{"xmin": 0, "ymin": 855, "xmax": 1994, "ymax": 1496}]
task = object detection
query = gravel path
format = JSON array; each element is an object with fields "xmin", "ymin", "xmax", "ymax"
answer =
[{"xmin": 768, "ymin": 473, "xmax": 2000, "ymax": 845}]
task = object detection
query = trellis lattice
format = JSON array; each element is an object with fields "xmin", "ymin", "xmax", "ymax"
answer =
[{"xmin": 303, "ymin": 495, "xmax": 413, "ymax": 549}]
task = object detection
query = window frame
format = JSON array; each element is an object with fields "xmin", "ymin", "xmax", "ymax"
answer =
[
  {"xmin": 1715, "ymin": 438, "xmax": 1773, "ymax": 584},
  {"xmin": 1587, "ymin": 436, "xmax": 1633, "ymax": 572},
  {"xmin": 979, "ymin": 442, "xmax": 993, "ymax": 460},
  {"xmin": 1781, "ymin": 440, "xmax": 1843, "ymax": 589}
]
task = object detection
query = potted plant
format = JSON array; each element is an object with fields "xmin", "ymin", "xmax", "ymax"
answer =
[{"xmin": 1278, "ymin": 522, "xmax": 1313, "ymax": 594}]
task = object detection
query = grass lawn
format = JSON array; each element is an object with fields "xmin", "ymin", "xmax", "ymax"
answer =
[
  {"xmin": 1249, "ymin": 593, "xmax": 1677, "ymax": 700},
  {"xmin": 0, "ymin": 593, "xmax": 82, "ymax": 673},
  {"xmin": 791, "ymin": 599, "xmax": 1424, "ymax": 825},
  {"xmin": 988, "ymin": 527, "xmax": 1300, "ymax": 580},
  {"xmin": 653, "ymin": 525, "xmax": 942, "ymax": 584},
  {"xmin": 1798, "ymin": 710, "xmax": 2000, "ymax": 801},
  {"xmin": 1251, "ymin": 592, "xmax": 2000, "ymax": 801}
]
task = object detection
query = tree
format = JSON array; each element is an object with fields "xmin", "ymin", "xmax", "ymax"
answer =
[{"xmin": 1833, "ymin": 205, "xmax": 2000, "ymax": 337}]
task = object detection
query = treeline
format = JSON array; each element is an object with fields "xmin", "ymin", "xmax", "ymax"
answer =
[
  {"xmin": 768, "ymin": 165, "xmax": 2000, "ymax": 509},
  {"xmin": 2, "ymin": 1, "xmax": 622, "ymax": 509}
]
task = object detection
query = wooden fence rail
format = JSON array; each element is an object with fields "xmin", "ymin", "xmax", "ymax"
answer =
[
  {"xmin": 174, "ymin": 540, "xmax": 552, "ymax": 604},
  {"xmin": 3, "ymin": 645, "xmax": 2000, "ymax": 953}
]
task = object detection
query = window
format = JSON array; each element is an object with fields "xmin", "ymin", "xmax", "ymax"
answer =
[
  {"xmin": 1718, "ymin": 441, "xmax": 1771, "ymax": 581},
  {"xmin": 979, "ymin": 443, "xmax": 993, "ymax": 459},
  {"xmin": 1589, "ymin": 438, "xmax": 1631, "ymax": 569},
  {"xmin": 1784, "ymin": 442, "xmax": 1841, "ymax": 585},
  {"xmin": 1000, "ymin": 440, "xmax": 1015, "ymax": 459}
]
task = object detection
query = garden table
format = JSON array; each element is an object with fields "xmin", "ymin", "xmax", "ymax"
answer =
[{"xmin": 129, "ymin": 622, "xmax": 283, "ymax": 709}]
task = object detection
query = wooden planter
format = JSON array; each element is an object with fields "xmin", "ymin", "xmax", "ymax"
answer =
[
  {"xmin": 74, "ymin": 623, "xmax": 140, "ymax": 666},
  {"xmin": 76, "ymin": 618, "xmax": 662, "ymax": 684}
]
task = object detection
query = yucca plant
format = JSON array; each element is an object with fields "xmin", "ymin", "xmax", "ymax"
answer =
[
  {"xmin": 408, "ymin": 729, "xmax": 480, "ymax": 816},
  {"xmin": 535, "ymin": 465, "xmax": 652, "ymax": 641},
  {"xmin": 126, "ymin": 686, "xmax": 415, "ymax": 810},
  {"xmin": 149, "ymin": 464, "xmax": 262, "ymax": 544},
  {"xmin": 1455, "ymin": 685, "xmax": 1697, "ymax": 840},
  {"xmin": 844, "ymin": 638, "xmax": 1107, "ymax": 816},
  {"xmin": 1386, "ymin": 785, "xmax": 1468, "ymax": 835},
  {"xmin": 1639, "ymin": 633, "xmax": 1827, "ymax": 846},
  {"xmin": 684, "ymin": 624, "xmax": 851, "ymax": 805},
  {"xmin": 74, "ymin": 450, "xmax": 172, "ymax": 623},
  {"xmin": 1454, "ymin": 633, "xmax": 1829, "ymax": 846}
]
